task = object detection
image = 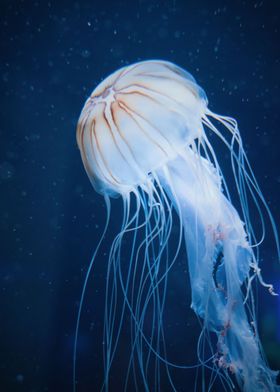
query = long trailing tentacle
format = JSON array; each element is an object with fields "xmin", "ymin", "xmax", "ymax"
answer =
[
  {"xmin": 202, "ymin": 110, "xmax": 279, "ymax": 297},
  {"xmin": 73, "ymin": 195, "xmax": 111, "ymax": 392}
]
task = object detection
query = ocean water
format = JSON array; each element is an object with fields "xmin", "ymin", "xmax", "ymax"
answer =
[{"xmin": 1, "ymin": 1, "xmax": 280, "ymax": 391}]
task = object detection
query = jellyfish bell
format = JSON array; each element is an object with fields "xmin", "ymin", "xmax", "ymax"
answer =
[
  {"xmin": 76, "ymin": 60, "xmax": 208, "ymax": 196},
  {"xmin": 75, "ymin": 60, "xmax": 279, "ymax": 391}
]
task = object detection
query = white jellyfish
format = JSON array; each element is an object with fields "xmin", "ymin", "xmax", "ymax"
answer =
[{"xmin": 75, "ymin": 60, "xmax": 279, "ymax": 391}]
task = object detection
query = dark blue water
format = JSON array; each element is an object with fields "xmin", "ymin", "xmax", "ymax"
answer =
[{"xmin": 1, "ymin": 1, "xmax": 280, "ymax": 391}]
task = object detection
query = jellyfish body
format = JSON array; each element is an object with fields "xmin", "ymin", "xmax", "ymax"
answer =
[{"xmin": 76, "ymin": 60, "xmax": 279, "ymax": 391}]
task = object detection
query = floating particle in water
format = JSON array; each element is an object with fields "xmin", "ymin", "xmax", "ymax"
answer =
[
  {"xmin": 0, "ymin": 161, "xmax": 15, "ymax": 180},
  {"xmin": 81, "ymin": 49, "xmax": 91, "ymax": 59},
  {"xmin": 15, "ymin": 374, "xmax": 24, "ymax": 383}
]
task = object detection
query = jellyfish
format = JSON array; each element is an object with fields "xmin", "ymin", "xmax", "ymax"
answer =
[{"xmin": 75, "ymin": 60, "xmax": 279, "ymax": 391}]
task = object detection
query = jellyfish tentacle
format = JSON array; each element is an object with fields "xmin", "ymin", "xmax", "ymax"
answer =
[
  {"xmin": 73, "ymin": 195, "xmax": 111, "ymax": 392},
  {"xmin": 203, "ymin": 111, "xmax": 279, "ymax": 296}
]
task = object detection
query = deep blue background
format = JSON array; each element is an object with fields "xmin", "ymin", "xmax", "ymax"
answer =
[{"xmin": 1, "ymin": 0, "xmax": 280, "ymax": 391}]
